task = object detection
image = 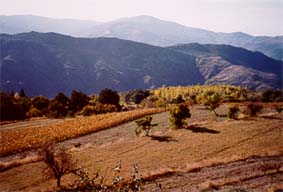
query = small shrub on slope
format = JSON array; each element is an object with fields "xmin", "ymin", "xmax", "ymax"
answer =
[
  {"xmin": 244, "ymin": 103, "xmax": 263, "ymax": 117},
  {"xmin": 170, "ymin": 104, "xmax": 191, "ymax": 129},
  {"xmin": 227, "ymin": 105, "xmax": 240, "ymax": 119}
]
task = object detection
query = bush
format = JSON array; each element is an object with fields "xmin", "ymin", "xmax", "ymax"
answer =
[
  {"xmin": 31, "ymin": 96, "xmax": 50, "ymax": 115},
  {"xmin": 170, "ymin": 104, "xmax": 191, "ymax": 129},
  {"xmin": 26, "ymin": 107, "xmax": 43, "ymax": 118},
  {"xmin": 80, "ymin": 105, "xmax": 96, "ymax": 116},
  {"xmin": 227, "ymin": 105, "xmax": 240, "ymax": 119},
  {"xmin": 201, "ymin": 93, "xmax": 222, "ymax": 117},
  {"xmin": 262, "ymin": 90, "xmax": 283, "ymax": 102},
  {"xmin": 99, "ymin": 88, "xmax": 120, "ymax": 106},
  {"xmin": 154, "ymin": 98, "xmax": 167, "ymax": 108},
  {"xmin": 70, "ymin": 162, "xmax": 142, "ymax": 191},
  {"xmin": 140, "ymin": 95, "xmax": 158, "ymax": 108},
  {"xmin": 80, "ymin": 104, "xmax": 118, "ymax": 116},
  {"xmin": 171, "ymin": 95, "xmax": 184, "ymax": 104},
  {"xmin": 135, "ymin": 116, "xmax": 158, "ymax": 136},
  {"xmin": 244, "ymin": 103, "xmax": 263, "ymax": 117}
]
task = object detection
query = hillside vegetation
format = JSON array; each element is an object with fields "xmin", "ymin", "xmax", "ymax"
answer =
[{"xmin": 1, "ymin": 32, "xmax": 282, "ymax": 97}]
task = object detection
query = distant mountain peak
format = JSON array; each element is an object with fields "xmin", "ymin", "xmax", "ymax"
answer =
[{"xmin": 1, "ymin": 15, "xmax": 282, "ymax": 60}]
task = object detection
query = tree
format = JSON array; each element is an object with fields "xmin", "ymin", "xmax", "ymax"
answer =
[
  {"xmin": 55, "ymin": 92, "xmax": 70, "ymax": 107},
  {"xmin": 262, "ymin": 90, "xmax": 283, "ymax": 102},
  {"xmin": 171, "ymin": 95, "xmax": 184, "ymax": 104},
  {"xmin": 135, "ymin": 116, "xmax": 158, "ymax": 136},
  {"xmin": 202, "ymin": 93, "xmax": 223, "ymax": 117},
  {"xmin": 32, "ymin": 96, "xmax": 50, "ymax": 115},
  {"xmin": 170, "ymin": 104, "xmax": 191, "ymax": 129},
  {"xmin": 0, "ymin": 92, "xmax": 26, "ymax": 120},
  {"xmin": 70, "ymin": 90, "xmax": 89, "ymax": 113},
  {"xmin": 19, "ymin": 88, "xmax": 26, "ymax": 97},
  {"xmin": 41, "ymin": 145, "xmax": 76, "ymax": 188},
  {"xmin": 124, "ymin": 89, "xmax": 150, "ymax": 104},
  {"xmin": 48, "ymin": 100, "xmax": 68, "ymax": 118},
  {"xmin": 99, "ymin": 88, "xmax": 120, "ymax": 107}
]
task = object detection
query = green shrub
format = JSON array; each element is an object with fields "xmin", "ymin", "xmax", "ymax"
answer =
[
  {"xmin": 227, "ymin": 105, "xmax": 240, "ymax": 119},
  {"xmin": 170, "ymin": 104, "xmax": 191, "ymax": 129}
]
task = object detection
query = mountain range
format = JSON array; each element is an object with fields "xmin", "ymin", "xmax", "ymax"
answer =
[
  {"xmin": 0, "ymin": 32, "xmax": 282, "ymax": 97},
  {"xmin": 0, "ymin": 15, "xmax": 282, "ymax": 61}
]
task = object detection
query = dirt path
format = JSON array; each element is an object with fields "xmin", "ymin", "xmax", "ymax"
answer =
[
  {"xmin": 0, "ymin": 118, "xmax": 64, "ymax": 131},
  {"xmin": 143, "ymin": 155, "xmax": 283, "ymax": 192}
]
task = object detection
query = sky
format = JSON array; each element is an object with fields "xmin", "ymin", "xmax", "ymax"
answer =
[{"xmin": 0, "ymin": 0, "xmax": 282, "ymax": 36}]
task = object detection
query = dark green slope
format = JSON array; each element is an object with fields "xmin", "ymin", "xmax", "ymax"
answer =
[{"xmin": 0, "ymin": 32, "xmax": 204, "ymax": 97}]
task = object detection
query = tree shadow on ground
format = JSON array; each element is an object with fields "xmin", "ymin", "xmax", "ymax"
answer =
[
  {"xmin": 149, "ymin": 135, "xmax": 178, "ymax": 142},
  {"xmin": 184, "ymin": 125, "xmax": 220, "ymax": 134},
  {"xmin": 260, "ymin": 115, "xmax": 282, "ymax": 120}
]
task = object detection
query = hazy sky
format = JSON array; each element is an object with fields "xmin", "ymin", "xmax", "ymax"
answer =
[{"xmin": 0, "ymin": 0, "xmax": 282, "ymax": 36}]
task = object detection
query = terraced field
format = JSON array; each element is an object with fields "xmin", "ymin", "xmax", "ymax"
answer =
[{"xmin": 0, "ymin": 104, "xmax": 282, "ymax": 191}]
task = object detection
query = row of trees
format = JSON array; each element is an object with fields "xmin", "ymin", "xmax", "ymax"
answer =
[
  {"xmin": 0, "ymin": 88, "xmax": 120, "ymax": 121},
  {"xmin": 152, "ymin": 85, "xmax": 283, "ymax": 104},
  {"xmin": 1, "ymin": 85, "xmax": 282, "ymax": 121}
]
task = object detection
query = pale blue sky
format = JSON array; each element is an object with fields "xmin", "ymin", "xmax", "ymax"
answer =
[{"xmin": 0, "ymin": 0, "xmax": 282, "ymax": 36}]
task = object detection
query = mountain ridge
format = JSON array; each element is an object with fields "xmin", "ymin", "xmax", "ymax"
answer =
[
  {"xmin": 1, "ymin": 32, "xmax": 282, "ymax": 97},
  {"xmin": 1, "ymin": 15, "xmax": 282, "ymax": 60}
]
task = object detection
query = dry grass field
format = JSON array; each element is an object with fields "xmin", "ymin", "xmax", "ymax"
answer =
[
  {"xmin": 0, "ymin": 104, "xmax": 282, "ymax": 191},
  {"xmin": 0, "ymin": 108, "xmax": 164, "ymax": 156}
]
